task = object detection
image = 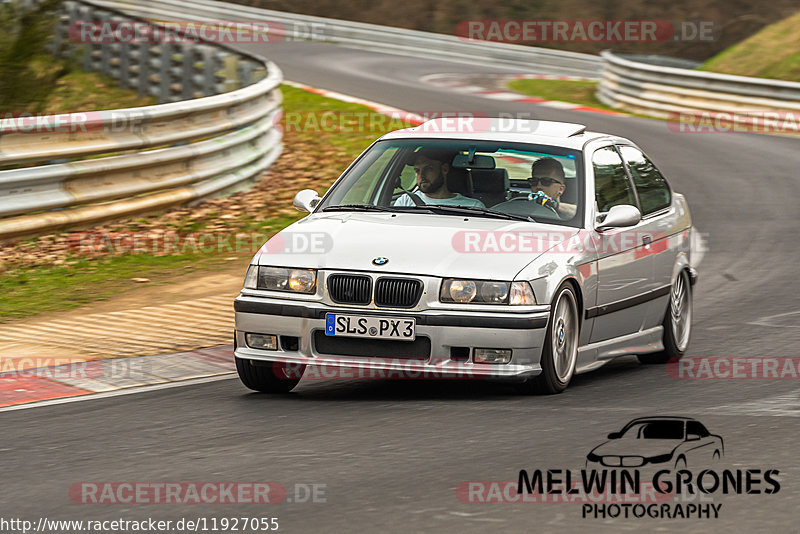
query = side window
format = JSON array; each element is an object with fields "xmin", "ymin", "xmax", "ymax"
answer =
[
  {"xmin": 686, "ymin": 421, "xmax": 710, "ymax": 438},
  {"xmin": 619, "ymin": 146, "xmax": 671, "ymax": 215},
  {"xmin": 592, "ymin": 146, "xmax": 636, "ymax": 212}
]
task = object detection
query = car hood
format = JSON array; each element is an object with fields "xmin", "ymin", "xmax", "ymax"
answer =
[
  {"xmin": 590, "ymin": 438, "xmax": 682, "ymax": 458},
  {"xmin": 254, "ymin": 212, "xmax": 579, "ymax": 279}
]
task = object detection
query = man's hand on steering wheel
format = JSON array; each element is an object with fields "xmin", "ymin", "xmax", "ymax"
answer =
[{"xmin": 528, "ymin": 191, "xmax": 558, "ymax": 211}]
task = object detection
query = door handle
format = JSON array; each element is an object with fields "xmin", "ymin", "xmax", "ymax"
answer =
[{"xmin": 642, "ymin": 234, "xmax": 652, "ymax": 246}]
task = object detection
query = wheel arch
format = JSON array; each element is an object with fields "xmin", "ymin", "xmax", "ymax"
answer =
[{"xmin": 560, "ymin": 276, "xmax": 584, "ymax": 330}]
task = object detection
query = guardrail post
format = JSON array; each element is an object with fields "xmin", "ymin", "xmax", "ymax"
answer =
[
  {"xmin": 169, "ymin": 45, "xmax": 184, "ymax": 102},
  {"xmin": 159, "ymin": 42, "xmax": 171, "ymax": 103},
  {"xmin": 135, "ymin": 43, "xmax": 150, "ymax": 97},
  {"xmin": 180, "ymin": 42, "xmax": 195, "ymax": 100},
  {"xmin": 98, "ymin": 11, "xmax": 113, "ymax": 76},
  {"xmin": 79, "ymin": 4, "xmax": 94, "ymax": 71},
  {"xmin": 118, "ymin": 37, "xmax": 131, "ymax": 89},
  {"xmin": 200, "ymin": 45, "xmax": 217, "ymax": 96}
]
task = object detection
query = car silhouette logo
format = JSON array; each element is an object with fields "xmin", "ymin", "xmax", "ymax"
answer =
[
  {"xmin": 372, "ymin": 257, "xmax": 388, "ymax": 265},
  {"xmin": 586, "ymin": 416, "xmax": 724, "ymax": 470}
]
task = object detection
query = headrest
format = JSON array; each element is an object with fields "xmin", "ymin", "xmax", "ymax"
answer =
[{"xmin": 472, "ymin": 168, "xmax": 509, "ymax": 193}]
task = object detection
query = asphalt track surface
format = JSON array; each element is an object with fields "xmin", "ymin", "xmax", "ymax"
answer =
[{"xmin": 3, "ymin": 42, "xmax": 799, "ymax": 532}]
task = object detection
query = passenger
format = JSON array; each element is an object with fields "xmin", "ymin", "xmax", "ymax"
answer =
[{"xmin": 394, "ymin": 149, "xmax": 485, "ymax": 208}]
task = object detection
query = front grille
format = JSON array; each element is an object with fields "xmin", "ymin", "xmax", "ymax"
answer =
[
  {"xmin": 374, "ymin": 277, "xmax": 423, "ymax": 308},
  {"xmin": 313, "ymin": 331, "xmax": 431, "ymax": 359},
  {"xmin": 328, "ymin": 274, "xmax": 372, "ymax": 305}
]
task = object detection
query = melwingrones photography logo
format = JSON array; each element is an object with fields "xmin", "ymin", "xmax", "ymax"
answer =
[{"xmin": 458, "ymin": 415, "xmax": 782, "ymax": 520}]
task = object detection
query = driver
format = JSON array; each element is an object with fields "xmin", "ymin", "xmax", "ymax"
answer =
[
  {"xmin": 492, "ymin": 157, "xmax": 578, "ymax": 218},
  {"xmin": 526, "ymin": 157, "xmax": 577, "ymax": 219},
  {"xmin": 393, "ymin": 149, "xmax": 485, "ymax": 208}
]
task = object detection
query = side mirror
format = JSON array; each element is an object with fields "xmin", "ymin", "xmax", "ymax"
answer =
[
  {"xmin": 595, "ymin": 204, "xmax": 641, "ymax": 231},
  {"xmin": 607, "ymin": 432, "xmax": 621, "ymax": 440},
  {"xmin": 687, "ymin": 433, "xmax": 701, "ymax": 441},
  {"xmin": 293, "ymin": 189, "xmax": 321, "ymax": 213}
]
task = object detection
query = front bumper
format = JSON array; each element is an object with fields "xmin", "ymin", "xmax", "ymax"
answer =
[{"xmin": 233, "ymin": 296, "xmax": 551, "ymax": 380}]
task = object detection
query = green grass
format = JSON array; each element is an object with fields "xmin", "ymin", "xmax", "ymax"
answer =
[
  {"xmin": 506, "ymin": 78, "xmax": 616, "ymax": 112},
  {"xmin": 1, "ymin": 85, "xmax": 414, "ymax": 322},
  {"xmin": 0, "ymin": 215, "xmax": 297, "ymax": 321},
  {"xmin": 37, "ymin": 58, "xmax": 157, "ymax": 113},
  {"xmin": 0, "ymin": 255, "xmax": 232, "ymax": 320},
  {"xmin": 279, "ymin": 84, "xmax": 411, "ymax": 153},
  {"xmin": 699, "ymin": 11, "xmax": 800, "ymax": 81}
]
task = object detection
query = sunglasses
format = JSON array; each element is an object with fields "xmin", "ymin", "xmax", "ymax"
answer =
[{"xmin": 529, "ymin": 176, "xmax": 564, "ymax": 186}]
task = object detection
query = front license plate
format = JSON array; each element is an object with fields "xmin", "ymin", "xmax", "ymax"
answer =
[{"xmin": 325, "ymin": 314, "xmax": 416, "ymax": 341}]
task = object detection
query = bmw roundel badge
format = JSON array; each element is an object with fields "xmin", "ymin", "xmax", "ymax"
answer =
[{"xmin": 372, "ymin": 257, "xmax": 388, "ymax": 266}]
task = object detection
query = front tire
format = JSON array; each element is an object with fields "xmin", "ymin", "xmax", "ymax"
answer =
[
  {"xmin": 516, "ymin": 284, "xmax": 580, "ymax": 395},
  {"xmin": 638, "ymin": 269, "xmax": 692, "ymax": 364},
  {"xmin": 236, "ymin": 358, "xmax": 304, "ymax": 393}
]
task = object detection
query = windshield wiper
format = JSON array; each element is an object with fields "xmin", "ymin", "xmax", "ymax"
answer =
[
  {"xmin": 407, "ymin": 204, "xmax": 536, "ymax": 222},
  {"xmin": 321, "ymin": 203, "xmax": 536, "ymax": 222},
  {"xmin": 321, "ymin": 204, "xmax": 402, "ymax": 212}
]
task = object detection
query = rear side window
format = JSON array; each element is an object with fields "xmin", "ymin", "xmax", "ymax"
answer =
[
  {"xmin": 619, "ymin": 146, "xmax": 671, "ymax": 215},
  {"xmin": 592, "ymin": 146, "xmax": 636, "ymax": 212},
  {"xmin": 686, "ymin": 421, "xmax": 710, "ymax": 438}
]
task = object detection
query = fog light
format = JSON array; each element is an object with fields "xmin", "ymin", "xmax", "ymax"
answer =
[
  {"xmin": 246, "ymin": 333, "xmax": 278, "ymax": 350},
  {"xmin": 473, "ymin": 349, "xmax": 512, "ymax": 364}
]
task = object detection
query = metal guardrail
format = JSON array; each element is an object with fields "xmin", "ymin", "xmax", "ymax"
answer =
[
  {"xmin": 51, "ymin": 1, "xmax": 270, "ymax": 103},
  {"xmin": 0, "ymin": 0, "xmax": 283, "ymax": 240},
  {"xmin": 596, "ymin": 51, "xmax": 800, "ymax": 119},
  {"xmin": 91, "ymin": 0, "xmax": 604, "ymax": 78}
]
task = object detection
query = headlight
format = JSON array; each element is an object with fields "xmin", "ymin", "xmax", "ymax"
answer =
[
  {"xmin": 480, "ymin": 282, "xmax": 510, "ymax": 303},
  {"xmin": 288, "ymin": 269, "xmax": 316, "ymax": 293},
  {"xmin": 440, "ymin": 280, "xmax": 536, "ymax": 305},
  {"xmin": 243, "ymin": 265, "xmax": 317, "ymax": 294},
  {"xmin": 446, "ymin": 280, "xmax": 477, "ymax": 303},
  {"xmin": 646, "ymin": 453, "xmax": 674, "ymax": 464}
]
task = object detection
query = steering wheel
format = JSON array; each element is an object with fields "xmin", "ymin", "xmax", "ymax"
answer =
[{"xmin": 501, "ymin": 196, "xmax": 559, "ymax": 217}]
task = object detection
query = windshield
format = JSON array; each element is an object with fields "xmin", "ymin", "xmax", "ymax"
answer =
[
  {"xmin": 316, "ymin": 139, "xmax": 584, "ymax": 227},
  {"xmin": 621, "ymin": 421, "xmax": 685, "ymax": 440}
]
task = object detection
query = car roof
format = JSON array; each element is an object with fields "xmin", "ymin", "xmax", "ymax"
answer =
[
  {"xmin": 379, "ymin": 118, "xmax": 624, "ymax": 150},
  {"xmin": 624, "ymin": 416, "xmax": 699, "ymax": 424}
]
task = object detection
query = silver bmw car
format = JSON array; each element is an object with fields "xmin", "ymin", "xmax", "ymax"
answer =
[{"xmin": 234, "ymin": 119, "xmax": 696, "ymax": 394}]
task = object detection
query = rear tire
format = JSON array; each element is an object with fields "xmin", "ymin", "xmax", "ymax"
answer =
[
  {"xmin": 515, "ymin": 284, "xmax": 580, "ymax": 395},
  {"xmin": 236, "ymin": 358, "xmax": 304, "ymax": 393},
  {"xmin": 638, "ymin": 269, "xmax": 692, "ymax": 365}
]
